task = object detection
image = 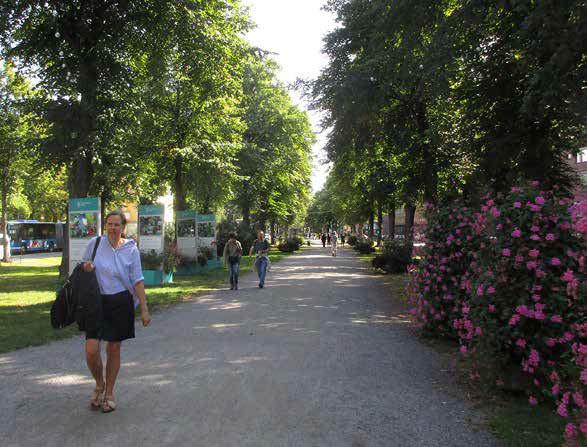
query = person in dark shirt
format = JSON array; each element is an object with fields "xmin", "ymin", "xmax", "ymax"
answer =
[{"xmin": 249, "ymin": 230, "xmax": 270, "ymax": 288}]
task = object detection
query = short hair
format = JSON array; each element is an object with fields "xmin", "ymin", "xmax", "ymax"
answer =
[
  {"xmin": 228, "ymin": 232, "xmax": 237, "ymax": 239},
  {"xmin": 258, "ymin": 230, "xmax": 265, "ymax": 236},
  {"xmin": 105, "ymin": 210, "xmax": 127, "ymax": 226}
]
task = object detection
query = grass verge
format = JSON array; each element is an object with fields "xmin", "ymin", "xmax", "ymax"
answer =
[{"xmin": 0, "ymin": 248, "xmax": 294, "ymax": 354}]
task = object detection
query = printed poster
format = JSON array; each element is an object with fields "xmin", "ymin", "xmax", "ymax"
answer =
[
  {"xmin": 138, "ymin": 204, "xmax": 165, "ymax": 254},
  {"xmin": 68, "ymin": 197, "xmax": 101, "ymax": 275},
  {"xmin": 176, "ymin": 210, "xmax": 197, "ymax": 259}
]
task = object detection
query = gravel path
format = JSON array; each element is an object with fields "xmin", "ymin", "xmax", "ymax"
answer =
[{"xmin": 0, "ymin": 245, "xmax": 498, "ymax": 447}]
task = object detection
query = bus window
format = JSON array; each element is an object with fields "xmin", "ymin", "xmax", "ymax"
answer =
[
  {"xmin": 23, "ymin": 225, "xmax": 35, "ymax": 239},
  {"xmin": 37, "ymin": 224, "xmax": 55, "ymax": 238}
]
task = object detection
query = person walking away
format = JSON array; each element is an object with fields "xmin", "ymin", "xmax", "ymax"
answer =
[
  {"xmin": 321, "ymin": 233, "xmax": 327, "ymax": 248},
  {"xmin": 249, "ymin": 230, "xmax": 270, "ymax": 288},
  {"xmin": 340, "ymin": 233, "xmax": 345, "ymax": 247},
  {"xmin": 331, "ymin": 231, "xmax": 338, "ymax": 257},
  {"xmin": 82, "ymin": 210, "xmax": 151, "ymax": 413},
  {"xmin": 223, "ymin": 232, "xmax": 242, "ymax": 290}
]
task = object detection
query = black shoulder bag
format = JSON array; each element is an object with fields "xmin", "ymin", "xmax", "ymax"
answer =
[{"xmin": 50, "ymin": 237, "xmax": 101, "ymax": 329}]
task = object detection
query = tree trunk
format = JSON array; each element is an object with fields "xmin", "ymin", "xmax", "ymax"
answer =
[
  {"xmin": 404, "ymin": 203, "xmax": 416, "ymax": 243},
  {"xmin": 388, "ymin": 202, "xmax": 396, "ymax": 240},
  {"xmin": 377, "ymin": 202, "xmax": 383, "ymax": 246},
  {"xmin": 174, "ymin": 155, "xmax": 186, "ymax": 212},
  {"xmin": 1, "ymin": 165, "xmax": 10, "ymax": 262},
  {"xmin": 242, "ymin": 202, "xmax": 250, "ymax": 227},
  {"xmin": 415, "ymin": 100, "xmax": 437, "ymax": 206},
  {"xmin": 270, "ymin": 220, "xmax": 276, "ymax": 245},
  {"xmin": 368, "ymin": 210, "xmax": 375, "ymax": 239}
]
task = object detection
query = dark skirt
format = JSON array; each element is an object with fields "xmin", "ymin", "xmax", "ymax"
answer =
[{"xmin": 85, "ymin": 290, "xmax": 135, "ymax": 342}]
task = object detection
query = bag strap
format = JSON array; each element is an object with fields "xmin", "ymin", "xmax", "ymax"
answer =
[{"xmin": 91, "ymin": 237, "xmax": 101, "ymax": 261}]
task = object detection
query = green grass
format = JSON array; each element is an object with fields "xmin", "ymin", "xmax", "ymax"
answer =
[
  {"xmin": 0, "ymin": 248, "xmax": 293, "ymax": 354},
  {"xmin": 487, "ymin": 398, "xmax": 565, "ymax": 447}
]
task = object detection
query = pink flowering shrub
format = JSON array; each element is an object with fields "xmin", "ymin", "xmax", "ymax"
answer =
[
  {"xmin": 408, "ymin": 186, "xmax": 586, "ymax": 442},
  {"xmin": 408, "ymin": 202, "xmax": 489, "ymax": 338}
]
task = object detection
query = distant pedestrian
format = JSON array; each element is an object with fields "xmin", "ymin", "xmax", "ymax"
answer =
[
  {"xmin": 327, "ymin": 233, "xmax": 331, "ymax": 245},
  {"xmin": 321, "ymin": 233, "xmax": 327, "ymax": 247},
  {"xmin": 331, "ymin": 231, "xmax": 338, "ymax": 257},
  {"xmin": 223, "ymin": 232, "xmax": 242, "ymax": 290},
  {"xmin": 249, "ymin": 230, "xmax": 270, "ymax": 288},
  {"xmin": 340, "ymin": 233, "xmax": 345, "ymax": 247},
  {"xmin": 82, "ymin": 210, "xmax": 151, "ymax": 413}
]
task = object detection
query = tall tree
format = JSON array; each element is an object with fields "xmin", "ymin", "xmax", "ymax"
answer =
[{"xmin": 0, "ymin": 61, "xmax": 42, "ymax": 262}]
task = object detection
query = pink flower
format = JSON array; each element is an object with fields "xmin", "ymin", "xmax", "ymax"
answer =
[
  {"xmin": 487, "ymin": 286, "xmax": 495, "ymax": 294},
  {"xmin": 459, "ymin": 345, "xmax": 468, "ymax": 354},
  {"xmin": 551, "ymin": 315, "xmax": 563, "ymax": 323},
  {"xmin": 488, "ymin": 304, "xmax": 496, "ymax": 313},
  {"xmin": 528, "ymin": 396, "xmax": 538, "ymax": 406},
  {"xmin": 573, "ymin": 392, "xmax": 585, "ymax": 408},
  {"xmin": 557, "ymin": 402, "xmax": 568, "ymax": 417},
  {"xmin": 515, "ymin": 255, "xmax": 524, "ymax": 263},
  {"xmin": 564, "ymin": 423, "xmax": 577, "ymax": 440},
  {"xmin": 528, "ymin": 349, "xmax": 540, "ymax": 366},
  {"xmin": 535, "ymin": 196, "xmax": 545, "ymax": 205},
  {"xmin": 516, "ymin": 339, "xmax": 527, "ymax": 348},
  {"xmin": 562, "ymin": 270, "xmax": 574, "ymax": 282},
  {"xmin": 490, "ymin": 207, "xmax": 500, "ymax": 218},
  {"xmin": 509, "ymin": 314, "xmax": 520, "ymax": 326},
  {"xmin": 576, "ymin": 217, "xmax": 587, "ymax": 233},
  {"xmin": 526, "ymin": 261, "xmax": 538, "ymax": 270},
  {"xmin": 529, "ymin": 249, "xmax": 540, "ymax": 258},
  {"xmin": 531, "ymin": 180, "xmax": 540, "ymax": 187},
  {"xmin": 545, "ymin": 233, "xmax": 556, "ymax": 241},
  {"xmin": 477, "ymin": 285, "xmax": 484, "ymax": 296},
  {"xmin": 513, "ymin": 202, "xmax": 522, "ymax": 209},
  {"xmin": 550, "ymin": 257, "xmax": 561, "ymax": 266},
  {"xmin": 511, "ymin": 186, "xmax": 521, "ymax": 193},
  {"xmin": 534, "ymin": 310, "xmax": 545, "ymax": 320},
  {"xmin": 580, "ymin": 420, "xmax": 587, "ymax": 435},
  {"xmin": 502, "ymin": 248, "xmax": 511, "ymax": 257},
  {"xmin": 529, "ymin": 204, "xmax": 541, "ymax": 212},
  {"xmin": 546, "ymin": 338, "xmax": 556, "ymax": 347},
  {"xmin": 512, "ymin": 229, "xmax": 522, "ymax": 238},
  {"xmin": 552, "ymin": 384, "xmax": 561, "ymax": 396},
  {"xmin": 582, "ymin": 370, "xmax": 587, "ymax": 384},
  {"xmin": 530, "ymin": 234, "xmax": 541, "ymax": 241}
]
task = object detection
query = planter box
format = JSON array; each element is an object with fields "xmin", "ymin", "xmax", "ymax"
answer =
[
  {"xmin": 176, "ymin": 264, "xmax": 198, "ymax": 276},
  {"xmin": 143, "ymin": 269, "xmax": 174, "ymax": 286},
  {"xmin": 174, "ymin": 259, "xmax": 222, "ymax": 276}
]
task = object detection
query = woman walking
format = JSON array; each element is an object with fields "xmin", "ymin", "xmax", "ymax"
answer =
[
  {"xmin": 223, "ymin": 232, "xmax": 242, "ymax": 290},
  {"xmin": 331, "ymin": 231, "xmax": 338, "ymax": 257},
  {"xmin": 82, "ymin": 210, "xmax": 151, "ymax": 413},
  {"xmin": 249, "ymin": 230, "xmax": 270, "ymax": 288}
]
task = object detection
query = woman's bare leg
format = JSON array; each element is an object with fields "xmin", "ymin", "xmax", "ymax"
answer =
[
  {"xmin": 105, "ymin": 342, "xmax": 121, "ymax": 397},
  {"xmin": 85, "ymin": 339, "xmax": 104, "ymax": 387}
]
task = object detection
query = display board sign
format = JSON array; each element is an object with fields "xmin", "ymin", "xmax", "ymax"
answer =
[
  {"xmin": 138, "ymin": 204, "xmax": 165, "ymax": 254},
  {"xmin": 196, "ymin": 214, "xmax": 216, "ymax": 257},
  {"xmin": 68, "ymin": 197, "xmax": 101, "ymax": 275},
  {"xmin": 176, "ymin": 210, "xmax": 197, "ymax": 259}
]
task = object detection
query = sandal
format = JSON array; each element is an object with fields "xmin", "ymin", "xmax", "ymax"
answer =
[
  {"xmin": 102, "ymin": 396, "xmax": 117, "ymax": 413},
  {"xmin": 90, "ymin": 384, "xmax": 105, "ymax": 410}
]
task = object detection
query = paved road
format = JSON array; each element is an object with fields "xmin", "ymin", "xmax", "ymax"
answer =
[{"xmin": 0, "ymin": 246, "xmax": 498, "ymax": 447}]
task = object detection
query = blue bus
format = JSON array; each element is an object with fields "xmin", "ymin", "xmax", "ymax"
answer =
[{"xmin": 5, "ymin": 220, "xmax": 64, "ymax": 254}]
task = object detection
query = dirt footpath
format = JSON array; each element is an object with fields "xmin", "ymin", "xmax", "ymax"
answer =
[{"xmin": 0, "ymin": 246, "xmax": 498, "ymax": 447}]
